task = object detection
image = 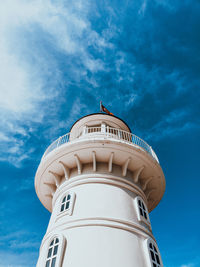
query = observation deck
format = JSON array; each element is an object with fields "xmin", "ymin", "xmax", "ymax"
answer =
[
  {"xmin": 35, "ymin": 114, "xmax": 165, "ymax": 213},
  {"xmin": 42, "ymin": 127, "xmax": 159, "ymax": 162}
]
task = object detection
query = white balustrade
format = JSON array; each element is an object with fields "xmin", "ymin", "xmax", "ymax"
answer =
[{"xmin": 42, "ymin": 127, "xmax": 159, "ymax": 163}]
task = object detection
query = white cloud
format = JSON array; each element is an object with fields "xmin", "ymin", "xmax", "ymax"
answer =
[
  {"xmin": 0, "ymin": 229, "xmax": 40, "ymax": 246},
  {"xmin": 0, "ymin": 229, "xmax": 40, "ymax": 267},
  {"xmin": 138, "ymin": 0, "xmax": 147, "ymax": 15},
  {"xmin": 181, "ymin": 264, "xmax": 195, "ymax": 267},
  {"xmin": 10, "ymin": 240, "xmax": 40, "ymax": 250},
  {"xmin": 0, "ymin": 0, "xmax": 87, "ymax": 115},
  {"xmin": 17, "ymin": 177, "xmax": 34, "ymax": 192},
  {"xmin": 0, "ymin": 250, "xmax": 37, "ymax": 267},
  {"xmin": 144, "ymin": 108, "xmax": 199, "ymax": 141},
  {"xmin": 0, "ymin": 0, "xmax": 113, "ymax": 166}
]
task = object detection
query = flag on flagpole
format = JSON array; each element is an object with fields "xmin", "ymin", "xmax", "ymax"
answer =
[{"xmin": 100, "ymin": 101, "xmax": 114, "ymax": 115}]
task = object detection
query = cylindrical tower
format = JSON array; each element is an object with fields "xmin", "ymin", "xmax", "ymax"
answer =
[{"xmin": 35, "ymin": 113, "xmax": 165, "ymax": 267}]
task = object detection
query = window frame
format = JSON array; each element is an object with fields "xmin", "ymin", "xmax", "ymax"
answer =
[
  {"xmin": 135, "ymin": 196, "xmax": 151, "ymax": 229},
  {"xmin": 45, "ymin": 234, "xmax": 66, "ymax": 267},
  {"xmin": 145, "ymin": 238, "xmax": 163, "ymax": 267},
  {"xmin": 58, "ymin": 192, "xmax": 76, "ymax": 217}
]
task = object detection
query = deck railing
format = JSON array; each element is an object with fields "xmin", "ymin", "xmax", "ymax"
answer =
[{"xmin": 42, "ymin": 127, "xmax": 159, "ymax": 163}]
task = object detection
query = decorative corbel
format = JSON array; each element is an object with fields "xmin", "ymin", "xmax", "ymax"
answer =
[
  {"xmin": 132, "ymin": 166, "xmax": 144, "ymax": 183},
  {"xmin": 59, "ymin": 161, "xmax": 70, "ymax": 180},
  {"xmin": 92, "ymin": 151, "xmax": 96, "ymax": 172},
  {"xmin": 48, "ymin": 171, "xmax": 62, "ymax": 187},
  {"xmin": 74, "ymin": 154, "xmax": 82, "ymax": 174},
  {"xmin": 108, "ymin": 152, "xmax": 114, "ymax": 173},
  {"xmin": 122, "ymin": 157, "xmax": 131, "ymax": 177},
  {"xmin": 141, "ymin": 176, "xmax": 153, "ymax": 191}
]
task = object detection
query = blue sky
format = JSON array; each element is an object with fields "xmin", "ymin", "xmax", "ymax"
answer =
[{"xmin": 0, "ymin": 0, "xmax": 200, "ymax": 266}]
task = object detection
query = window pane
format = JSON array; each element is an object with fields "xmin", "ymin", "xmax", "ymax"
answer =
[
  {"xmin": 153, "ymin": 263, "xmax": 156, "ymax": 267},
  {"xmin": 156, "ymin": 254, "xmax": 160, "ymax": 264},
  {"xmin": 142, "ymin": 202, "xmax": 145, "ymax": 211},
  {"xmin": 50, "ymin": 240, "xmax": 54, "ymax": 246},
  {"xmin": 150, "ymin": 251, "xmax": 155, "ymax": 261},
  {"xmin": 62, "ymin": 196, "xmax": 66, "ymax": 203},
  {"xmin": 53, "ymin": 245, "xmax": 58, "ymax": 256},
  {"xmin": 55, "ymin": 238, "xmax": 59, "ymax": 244},
  {"xmin": 144, "ymin": 212, "xmax": 147, "ymax": 219},
  {"xmin": 139, "ymin": 207, "xmax": 143, "ymax": 216},
  {"xmin": 153, "ymin": 245, "xmax": 158, "ymax": 253},
  {"xmin": 46, "ymin": 260, "xmax": 50, "ymax": 267},
  {"xmin": 67, "ymin": 194, "xmax": 71, "ymax": 200},
  {"xmin": 138, "ymin": 199, "xmax": 141, "ymax": 207},
  {"xmin": 66, "ymin": 201, "xmax": 70, "ymax": 210},
  {"xmin": 51, "ymin": 257, "xmax": 56, "ymax": 267},
  {"xmin": 149, "ymin": 243, "xmax": 153, "ymax": 249},
  {"xmin": 47, "ymin": 248, "xmax": 52, "ymax": 258},
  {"xmin": 60, "ymin": 204, "xmax": 65, "ymax": 212}
]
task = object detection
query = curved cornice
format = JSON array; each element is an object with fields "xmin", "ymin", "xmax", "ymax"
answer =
[{"xmin": 35, "ymin": 138, "xmax": 165, "ymax": 213}]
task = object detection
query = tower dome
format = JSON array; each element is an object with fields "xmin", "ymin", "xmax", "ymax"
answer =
[{"xmin": 35, "ymin": 113, "xmax": 165, "ymax": 267}]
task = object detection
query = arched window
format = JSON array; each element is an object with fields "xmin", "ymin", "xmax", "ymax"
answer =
[
  {"xmin": 45, "ymin": 235, "xmax": 66, "ymax": 267},
  {"xmin": 147, "ymin": 239, "xmax": 162, "ymax": 267},
  {"xmin": 59, "ymin": 192, "xmax": 75, "ymax": 216},
  {"xmin": 135, "ymin": 196, "xmax": 151, "ymax": 228},
  {"xmin": 46, "ymin": 237, "xmax": 59, "ymax": 267},
  {"xmin": 138, "ymin": 198, "xmax": 148, "ymax": 220},
  {"xmin": 60, "ymin": 194, "xmax": 71, "ymax": 212}
]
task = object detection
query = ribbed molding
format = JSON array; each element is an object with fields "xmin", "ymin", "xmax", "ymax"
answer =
[
  {"xmin": 39, "ymin": 217, "xmax": 156, "ymax": 252},
  {"xmin": 52, "ymin": 173, "xmax": 147, "ymax": 209}
]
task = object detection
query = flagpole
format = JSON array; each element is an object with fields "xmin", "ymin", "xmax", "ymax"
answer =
[{"xmin": 100, "ymin": 101, "xmax": 102, "ymax": 112}]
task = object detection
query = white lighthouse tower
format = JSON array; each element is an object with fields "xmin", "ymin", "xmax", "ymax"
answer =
[{"xmin": 35, "ymin": 113, "xmax": 165, "ymax": 267}]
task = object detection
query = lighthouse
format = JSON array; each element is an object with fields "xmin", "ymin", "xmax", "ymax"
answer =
[{"xmin": 35, "ymin": 113, "xmax": 165, "ymax": 267}]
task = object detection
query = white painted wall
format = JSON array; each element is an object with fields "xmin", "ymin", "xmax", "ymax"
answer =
[{"xmin": 37, "ymin": 175, "xmax": 161, "ymax": 267}]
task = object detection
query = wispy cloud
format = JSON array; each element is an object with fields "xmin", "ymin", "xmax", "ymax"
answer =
[
  {"xmin": 0, "ymin": 251, "xmax": 37, "ymax": 267},
  {"xmin": 0, "ymin": 0, "xmax": 113, "ymax": 167},
  {"xmin": 143, "ymin": 108, "xmax": 200, "ymax": 141},
  {"xmin": 181, "ymin": 264, "xmax": 195, "ymax": 267},
  {"xmin": 138, "ymin": 0, "xmax": 148, "ymax": 15},
  {"xmin": 0, "ymin": 229, "xmax": 40, "ymax": 250}
]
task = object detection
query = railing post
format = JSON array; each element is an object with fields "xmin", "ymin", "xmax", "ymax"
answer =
[
  {"xmin": 128, "ymin": 132, "xmax": 130, "ymax": 142},
  {"xmin": 101, "ymin": 123, "xmax": 106, "ymax": 133},
  {"xmin": 118, "ymin": 129, "xmax": 120, "ymax": 139},
  {"xmin": 105, "ymin": 126, "xmax": 109, "ymax": 137},
  {"xmin": 57, "ymin": 137, "xmax": 61, "ymax": 147},
  {"xmin": 83, "ymin": 126, "xmax": 87, "ymax": 135}
]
